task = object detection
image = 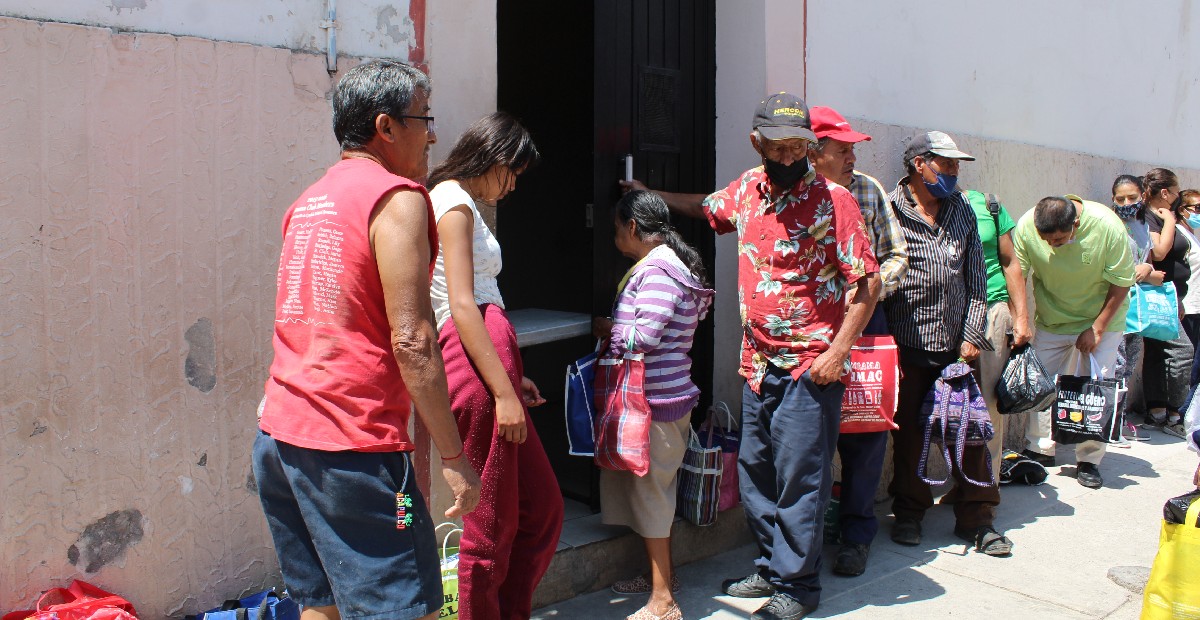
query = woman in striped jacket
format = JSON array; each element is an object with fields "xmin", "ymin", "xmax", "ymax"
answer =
[{"xmin": 593, "ymin": 190, "xmax": 714, "ymax": 620}]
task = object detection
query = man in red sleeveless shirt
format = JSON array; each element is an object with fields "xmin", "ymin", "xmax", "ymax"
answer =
[{"xmin": 253, "ymin": 60, "xmax": 481, "ymax": 620}]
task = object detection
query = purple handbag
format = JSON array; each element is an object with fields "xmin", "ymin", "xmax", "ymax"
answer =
[{"xmin": 917, "ymin": 361, "xmax": 995, "ymax": 487}]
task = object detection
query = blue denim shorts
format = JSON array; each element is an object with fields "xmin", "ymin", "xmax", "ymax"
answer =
[{"xmin": 252, "ymin": 431, "xmax": 443, "ymax": 620}]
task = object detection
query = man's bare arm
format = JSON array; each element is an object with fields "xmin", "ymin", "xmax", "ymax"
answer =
[
  {"xmin": 810, "ymin": 273, "xmax": 880, "ymax": 384},
  {"xmin": 619, "ymin": 179, "xmax": 706, "ymax": 219},
  {"xmin": 371, "ymin": 188, "xmax": 480, "ymax": 518},
  {"xmin": 1076, "ymin": 282, "xmax": 1130, "ymax": 354},
  {"xmin": 997, "ymin": 232, "xmax": 1031, "ymax": 346}
]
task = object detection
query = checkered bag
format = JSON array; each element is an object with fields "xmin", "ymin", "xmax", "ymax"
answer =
[
  {"xmin": 593, "ymin": 351, "xmax": 652, "ymax": 476},
  {"xmin": 676, "ymin": 427, "xmax": 722, "ymax": 526}
]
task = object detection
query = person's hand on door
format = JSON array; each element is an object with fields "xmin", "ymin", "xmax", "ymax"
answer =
[{"xmin": 619, "ymin": 179, "xmax": 648, "ymax": 194}]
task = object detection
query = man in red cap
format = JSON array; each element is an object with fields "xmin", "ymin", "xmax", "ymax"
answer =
[{"xmin": 807, "ymin": 106, "xmax": 907, "ymax": 577}]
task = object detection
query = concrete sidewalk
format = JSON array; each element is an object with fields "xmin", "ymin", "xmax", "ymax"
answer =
[{"xmin": 533, "ymin": 430, "xmax": 1197, "ymax": 619}]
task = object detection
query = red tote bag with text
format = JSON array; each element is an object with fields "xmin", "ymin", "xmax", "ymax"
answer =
[{"xmin": 839, "ymin": 335, "xmax": 900, "ymax": 433}]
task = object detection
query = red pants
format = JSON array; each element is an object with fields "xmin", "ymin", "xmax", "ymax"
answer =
[{"xmin": 439, "ymin": 304, "xmax": 564, "ymax": 620}]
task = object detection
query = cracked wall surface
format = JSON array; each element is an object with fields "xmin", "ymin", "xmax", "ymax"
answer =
[
  {"xmin": 0, "ymin": 16, "xmax": 341, "ymax": 616},
  {"xmin": 0, "ymin": 0, "xmax": 424, "ymax": 60},
  {"xmin": 0, "ymin": 1, "xmax": 493, "ymax": 613}
]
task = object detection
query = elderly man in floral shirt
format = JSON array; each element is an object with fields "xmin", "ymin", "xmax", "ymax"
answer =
[{"xmin": 623, "ymin": 92, "xmax": 880, "ymax": 620}]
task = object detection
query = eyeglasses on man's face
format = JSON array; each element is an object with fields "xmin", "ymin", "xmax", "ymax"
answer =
[{"xmin": 396, "ymin": 114, "xmax": 436, "ymax": 133}]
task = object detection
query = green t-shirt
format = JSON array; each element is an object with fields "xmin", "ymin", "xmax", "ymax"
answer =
[
  {"xmin": 967, "ymin": 190, "xmax": 1017, "ymax": 305},
  {"xmin": 1012, "ymin": 198, "xmax": 1136, "ymax": 335}
]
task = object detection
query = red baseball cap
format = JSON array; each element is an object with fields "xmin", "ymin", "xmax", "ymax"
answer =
[{"xmin": 810, "ymin": 106, "xmax": 872, "ymax": 143}]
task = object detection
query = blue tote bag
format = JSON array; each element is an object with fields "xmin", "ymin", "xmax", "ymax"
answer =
[
  {"xmin": 1126, "ymin": 282, "xmax": 1180, "ymax": 341},
  {"xmin": 564, "ymin": 341, "xmax": 603, "ymax": 456}
]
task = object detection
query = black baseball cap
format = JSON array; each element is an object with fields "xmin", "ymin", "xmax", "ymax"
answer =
[{"xmin": 752, "ymin": 92, "xmax": 817, "ymax": 142}]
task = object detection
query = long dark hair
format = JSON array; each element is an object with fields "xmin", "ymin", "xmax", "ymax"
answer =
[
  {"xmin": 616, "ymin": 190, "xmax": 709, "ymax": 287},
  {"xmin": 427, "ymin": 112, "xmax": 539, "ymax": 188}
]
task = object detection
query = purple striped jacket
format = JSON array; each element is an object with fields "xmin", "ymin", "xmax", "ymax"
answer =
[{"xmin": 608, "ymin": 245, "xmax": 715, "ymax": 421}]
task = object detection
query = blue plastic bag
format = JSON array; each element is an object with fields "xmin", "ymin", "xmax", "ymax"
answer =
[
  {"xmin": 564, "ymin": 342, "xmax": 601, "ymax": 456},
  {"xmin": 193, "ymin": 590, "xmax": 299, "ymax": 620},
  {"xmin": 1126, "ymin": 282, "xmax": 1180, "ymax": 341}
]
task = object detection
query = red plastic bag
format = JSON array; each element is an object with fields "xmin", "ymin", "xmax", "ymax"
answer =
[
  {"xmin": 839, "ymin": 335, "xmax": 900, "ymax": 433},
  {"xmin": 593, "ymin": 352, "xmax": 652, "ymax": 476},
  {"xmin": 3, "ymin": 580, "xmax": 137, "ymax": 620}
]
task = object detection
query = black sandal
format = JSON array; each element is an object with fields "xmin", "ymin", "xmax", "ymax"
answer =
[
  {"xmin": 974, "ymin": 527, "xmax": 1013, "ymax": 556},
  {"xmin": 955, "ymin": 525, "xmax": 1013, "ymax": 556}
]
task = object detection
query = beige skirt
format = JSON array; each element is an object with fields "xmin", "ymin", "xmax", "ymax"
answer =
[{"xmin": 599, "ymin": 414, "xmax": 692, "ymax": 538}]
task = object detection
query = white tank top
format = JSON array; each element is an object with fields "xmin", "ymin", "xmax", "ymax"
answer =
[{"xmin": 428, "ymin": 180, "xmax": 505, "ymax": 330}]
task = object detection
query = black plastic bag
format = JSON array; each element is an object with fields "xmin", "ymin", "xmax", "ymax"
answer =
[
  {"xmin": 1164, "ymin": 489, "xmax": 1200, "ymax": 526},
  {"xmin": 999, "ymin": 449, "xmax": 1048, "ymax": 485},
  {"xmin": 996, "ymin": 343, "xmax": 1057, "ymax": 415}
]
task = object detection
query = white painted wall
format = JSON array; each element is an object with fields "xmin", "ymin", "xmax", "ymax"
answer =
[
  {"xmin": 425, "ymin": 0, "xmax": 496, "ymax": 164},
  {"xmin": 711, "ymin": 0, "xmax": 810, "ymax": 408},
  {"xmin": 806, "ymin": 0, "xmax": 1200, "ymax": 170},
  {"xmin": 0, "ymin": 0, "xmax": 423, "ymax": 59}
]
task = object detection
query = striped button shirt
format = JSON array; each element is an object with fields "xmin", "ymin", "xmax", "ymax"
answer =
[
  {"xmin": 882, "ymin": 181, "xmax": 990, "ymax": 353},
  {"xmin": 608, "ymin": 244, "xmax": 715, "ymax": 422},
  {"xmin": 848, "ymin": 170, "xmax": 908, "ymax": 298}
]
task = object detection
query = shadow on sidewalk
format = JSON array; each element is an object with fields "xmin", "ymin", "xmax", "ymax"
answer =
[{"xmin": 811, "ymin": 549, "xmax": 944, "ymax": 617}]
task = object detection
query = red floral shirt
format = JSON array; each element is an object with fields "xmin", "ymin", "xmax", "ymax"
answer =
[{"xmin": 703, "ymin": 167, "xmax": 878, "ymax": 393}]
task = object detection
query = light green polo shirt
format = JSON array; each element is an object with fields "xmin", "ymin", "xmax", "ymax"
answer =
[{"xmin": 1012, "ymin": 197, "xmax": 1135, "ymax": 335}]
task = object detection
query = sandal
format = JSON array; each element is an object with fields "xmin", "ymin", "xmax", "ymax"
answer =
[
  {"xmin": 626, "ymin": 603, "xmax": 681, "ymax": 620},
  {"xmin": 1124, "ymin": 421, "xmax": 1150, "ymax": 442},
  {"xmin": 1164, "ymin": 420, "xmax": 1188, "ymax": 439},
  {"xmin": 611, "ymin": 574, "xmax": 681, "ymax": 594},
  {"xmin": 955, "ymin": 525, "xmax": 1013, "ymax": 556}
]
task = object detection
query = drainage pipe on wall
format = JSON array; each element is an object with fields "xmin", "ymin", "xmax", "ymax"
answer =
[{"xmin": 322, "ymin": 0, "xmax": 338, "ymax": 72}]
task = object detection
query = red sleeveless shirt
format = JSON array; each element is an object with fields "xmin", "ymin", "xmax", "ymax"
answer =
[{"xmin": 260, "ymin": 157, "xmax": 437, "ymax": 452}]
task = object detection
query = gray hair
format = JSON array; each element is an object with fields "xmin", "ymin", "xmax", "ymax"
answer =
[{"xmin": 332, "ymin": 60, "xmax": 431, "ymax": 150}]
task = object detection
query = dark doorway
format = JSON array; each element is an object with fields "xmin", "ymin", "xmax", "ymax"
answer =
[{"xmin": 496, "ymin": 0, "xmax": 716, "ymax": 506}]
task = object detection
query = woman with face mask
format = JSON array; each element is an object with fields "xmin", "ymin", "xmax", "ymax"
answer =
[
  {"xmin": 1173, "ymin": 190, "xmax": 1200, "ymax": 390},
  {"xmin": 1175, "ymin": 190, "xmax": 1200, "ymax": 338},
  {"xmin": 1140, "ymin": 168, "xmax": 1193, "ymax": 438},
  {"xmin": 1110, "ymin": 175, "xmax": 1162, "ymax": 441}
]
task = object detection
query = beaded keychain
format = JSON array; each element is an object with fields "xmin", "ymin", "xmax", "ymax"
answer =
[{"xmin": 395, "ymin": 456, "xmax": 414, "ymax": 530}]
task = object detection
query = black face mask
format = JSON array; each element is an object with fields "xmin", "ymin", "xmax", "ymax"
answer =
[
  {"xmin": 763, "ymin": 157, "xmax": 809, "ymax": 191},
  {"xmin": 1172, "ymin": 192, "xmax": 1184, "ymax": 211}
]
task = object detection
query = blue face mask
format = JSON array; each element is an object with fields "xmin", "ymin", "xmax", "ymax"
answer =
[
  {"xmin": 1188, "ymin": 213, "xmax": 1200, "ymax": 229},
  {"xmin": 924, "ymin": 172, "xmax": 959, "ymax": 198}
]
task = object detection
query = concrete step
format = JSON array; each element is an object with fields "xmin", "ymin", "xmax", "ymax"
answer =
[{"xmin": 532, "ymin": 506, "xmax": 753, "ymax": 609}]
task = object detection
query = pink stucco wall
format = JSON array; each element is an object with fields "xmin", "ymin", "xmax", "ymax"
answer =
[{"xmin": 0, "ymin": 16, "xmax": 344, "ymax": 616}]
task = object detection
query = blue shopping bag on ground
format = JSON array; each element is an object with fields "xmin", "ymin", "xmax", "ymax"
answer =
[
  {"xmin": 564, "ymin": 341, "xmax": 602, "ymax": 456},
  {"xmin": 1126, "ymin": 282, "xmax": 1180, "ymax": 341},
  {"xmin": 192, "ymin": 590, "xmax": 299, "ymax": 620}
]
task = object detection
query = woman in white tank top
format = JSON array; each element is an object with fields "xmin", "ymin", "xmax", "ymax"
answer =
[{"xmin": 426, "ymin": 112, "xmax": 564, "ymax": 620}]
